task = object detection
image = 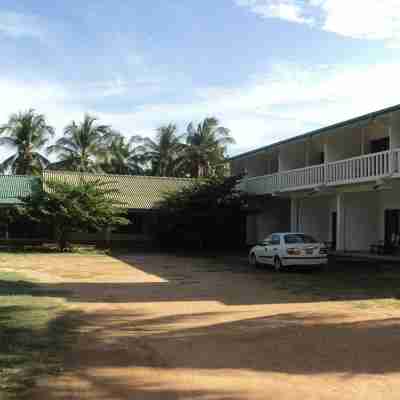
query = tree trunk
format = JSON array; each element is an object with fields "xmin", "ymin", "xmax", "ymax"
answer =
[{"xmin": 55, "ymin": 226, "xmax": 70, "ymax": 252}]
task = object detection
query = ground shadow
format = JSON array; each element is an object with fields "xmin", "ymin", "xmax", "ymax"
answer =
[
  {"xmin": 5, "ymin": 252, "xmax": 400, "ymax": 399},
  {"xmin": 5, "ymin": 253, "xmax": 398, "ymax": 305},
  {"xmin": 57, "ymin": 310, "xmax": 400, "ymax": 375}
]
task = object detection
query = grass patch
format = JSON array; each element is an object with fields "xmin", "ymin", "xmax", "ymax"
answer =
[
  {"xmin": 0, "ymin": 270, "xmax": 77, "ymax": 399},
  {"xmin": 0, "ymin": 244, "xmax": 109, "ymax": 255}
]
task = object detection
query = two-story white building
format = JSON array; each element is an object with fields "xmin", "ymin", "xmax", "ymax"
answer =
[{"xmin": 230, "ymin": 104, "xmax": 400, "ymax": 252}]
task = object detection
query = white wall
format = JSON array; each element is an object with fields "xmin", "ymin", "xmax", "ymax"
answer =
[
  {"xmin": 296, "ymin": 191, "xmax": 381, "ymax": 251},
  {"xmin": 246, "ymin": 198, "xmax": 291, "ymax": 244},
  {"xmin": 279, "ymin": 141, "xmax": 306, "ymax": 172},
  {"xmin": 297, "ymin": 195, "xmax": 335, "ymax": 242},
  {"xmin": 325, "ymin": 127, "xmax": 362, "ymax": 163},
  {"xmin": 342, "ymin": 191, "xmax": 380, "ymax": 251},
  {"xmin": 231, "ymin": 151, "xmax": 278, "ymax": 178}
]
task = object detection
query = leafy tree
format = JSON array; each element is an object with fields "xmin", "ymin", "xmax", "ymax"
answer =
[
  {"xmin": 99, "ymin": 134, "xmax": 146, "ymax": 175},
  {"xmin": 143, "ymin": 124, "xmax": 185, "ymax": 177},
  {"xmin": 0, "ymin": 109, "xmax": 54, "ymax": 174},
  {"xmin": 155, "ymin": 174, "xmax": 247, "ymax": 250},
  {"xmin": 47, "ymin": 114, "xmax": 113, "ymax": 172},
  {"xmin": 184, "ymin": 117, "xmax": 234, "ymax": 178},
  {"xmin": 20, "ymin": 179, "xmax": 129, "ymax": 251}
]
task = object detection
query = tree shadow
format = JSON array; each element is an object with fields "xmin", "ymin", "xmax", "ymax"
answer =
[
  {"xmin": 0, "ymin": 304, "xmax": 81, "ymax": 399},
  {"xmin": 49, "ymin": 310, "xmax": 400, "ymax": 375},
  {"xmin": 28, "ymin": 310, "xmax": 400, "ymax": 399},
  {"xmin": 7, "ymin": 252, "xmax": 400, "ymax": 399}
]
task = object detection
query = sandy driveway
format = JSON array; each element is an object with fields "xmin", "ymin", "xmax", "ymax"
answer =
[{"xmin": 6, "ymin": 253, "xmax": 400, "ymax": 400}]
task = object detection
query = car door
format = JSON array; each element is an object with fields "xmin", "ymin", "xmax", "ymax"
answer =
[
  {"xmin": 269, "ymin": 234, "xmax": 281, "ymax": 260},
  {"xmin": 257, "ymin": 236, "xmax": 273, "ymax": 265}
]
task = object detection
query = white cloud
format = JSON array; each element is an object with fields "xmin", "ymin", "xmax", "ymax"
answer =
[
  {"xmin": 0, "ymin": 11, "xmax": 46, "ymax": 40},
  {"xmin": 317, "ymin": 0, "xmax": 400, "ymax": 45},
  {"xmin": 235, "ymin": 0, "xmax": 400, "ymax": 46},
  {"xmin": 93, "ymin": 61, "xmax": 400, "ymax": 156},
  {"xmin": 235, "ymin": 0, "xmax": 314, "ymax": 25},
  {"xmin": 1, "ymin": 60, "xmax": 400, "ymax": 159}
]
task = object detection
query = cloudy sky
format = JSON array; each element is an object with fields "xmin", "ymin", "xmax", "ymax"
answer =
[{"xmin": 1, "ymin": 0, "xmax": 400, "ymax": 157}]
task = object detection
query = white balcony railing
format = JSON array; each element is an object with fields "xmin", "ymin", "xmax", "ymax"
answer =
[{"xmin": 244, "ymin": 149, "xmax": 400, "ymax": 195}]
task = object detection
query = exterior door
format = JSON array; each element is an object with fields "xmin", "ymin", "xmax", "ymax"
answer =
[
  {"xmin": 385, "ymin": 210, "xmax": 400, "ymax": 244},
  {"xmin": 331, "ymin": 212, "xmax": 337, "ymax": 250}
]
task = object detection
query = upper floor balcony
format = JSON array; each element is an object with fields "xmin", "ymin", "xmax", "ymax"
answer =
[{"xmin": 242, "ymin": 148, "xmax": 400, "ymax": 196}]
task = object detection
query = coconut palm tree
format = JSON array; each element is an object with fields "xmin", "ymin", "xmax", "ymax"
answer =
[
  {"xmin": 47, "ymin": 114, "xmax": 113, "ymax": 172},
  {"xmin": 0, "ymin": 110, "xmax": 55, "ymax": 175},
  {"xmin": 99, "ymin": 134, "xmax": 145, "ymax": 175},
  {"xmin": 184, "ymin": 117, "xmax": 234, "ymax": 178},
  {"xmin": 142, "ymin": 124, "xmax": 185, "ymax": 177}
]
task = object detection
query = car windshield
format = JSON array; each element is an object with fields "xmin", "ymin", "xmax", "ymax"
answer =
[{"xmin": 284, "ymin": 234, "xmax": 318, "ymax": 244}]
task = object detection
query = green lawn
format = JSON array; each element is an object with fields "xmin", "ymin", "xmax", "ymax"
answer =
[{"xmin": 0, "ymin": 270, "xmax": 74, "ymax": 399}]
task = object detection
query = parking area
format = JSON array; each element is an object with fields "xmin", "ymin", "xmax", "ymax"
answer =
[{"xmin": 4, "ymin": 252, "xmax": 400, "ymax": 400}]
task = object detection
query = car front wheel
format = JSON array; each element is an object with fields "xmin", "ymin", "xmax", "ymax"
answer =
[{"xmin": 274, "ymin": 256, "xmax": 284, "ymax": 272}]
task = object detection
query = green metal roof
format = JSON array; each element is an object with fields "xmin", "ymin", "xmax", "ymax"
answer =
[
  {"xmin": 230, "ymin": 103, "xmax": 400, "ymax": 161},
  {"xmin": 43, "ymin": 171, "xmax": 194, "ymax": 209},
  {"xmin": 0, "ymin": 175, "xmax": 42, "ymax": 205}
]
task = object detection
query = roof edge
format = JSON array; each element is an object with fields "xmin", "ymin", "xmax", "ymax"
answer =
[
  {"xmin": 229, "ymin": 103, "xmax": 400, "ymax": 161},
  {"xmin": 43, "ymin": 171, "xmax": 195, "ymax": 182}
]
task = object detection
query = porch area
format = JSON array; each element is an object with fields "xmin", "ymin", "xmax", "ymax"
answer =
[
  {"xmin": 333, "ymin": 251, "xmax": 400, "ymax": 264},
  {"xmin": 245, "ymin": 148, "xmax": 400, "ymax": 195},
  {"xmin": 291, "ymin": 184, "xmax": 400, "ymax": 253}
]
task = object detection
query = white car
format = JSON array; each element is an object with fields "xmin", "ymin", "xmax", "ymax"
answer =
[{"xmin": 249, "ymin": 232, "xmax": 328, "ymax": 271}]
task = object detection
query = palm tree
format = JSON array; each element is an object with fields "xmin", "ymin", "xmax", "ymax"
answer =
[
  {"xmin": 0, "ymin": 109, "xmax": 54, "ymax": 175},
  {"xmin": 142, "ymin": 124, "xmax": 185, "ymax": 177},
  {"xmin": 47, "ymin": 114, "xmax": 112, "ymax": 172},
  {"xmin": 184, "ymin": 117, "xmax": 234, "ymax": 178},
  {"xmin": 99, "ymin": 134, "xmax": 145, "ymax": 175}
]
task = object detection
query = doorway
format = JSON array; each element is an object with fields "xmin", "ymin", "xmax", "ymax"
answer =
[
  {"xmin": 385, "ymin": 209, "xmax": 400, "ymax": 245},
  {"xmin": 331, "ymin": 212, "xmax": 337, "ymax": 250}
]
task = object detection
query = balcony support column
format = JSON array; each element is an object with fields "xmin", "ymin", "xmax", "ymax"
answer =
[
  {"xmin": 305, "ymin": 139, "xmax": 311, "ymax": 167},
  {"xmin": 290, "ymin": 198, "xmax": 299, "ymax": 232},
  {"xmin": 361, "ymin": 127, "xmax": 366, "ymax": 155},
  {"xmin": 336, "ymin": 193, "xmax": 345, "ymax": 251}
]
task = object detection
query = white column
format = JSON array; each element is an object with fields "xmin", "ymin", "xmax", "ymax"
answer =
[
  {"xmin": 361, "ymin": 127, "xmax": 366, "ymax": 155},
  {"xmin": 290, "ymin": 198, "xmax": 298, "ymax": 232},
  {"xmin": 305, "ymin": 140, "xmax": 311, "ymax": 167},
  {"xmin": 323, "ymin": 142, "xmax": 329, "ymax": 184},
  {"xmin": 388, "ymin": 125, "xmax": 394, "ymax": 149},
  {"xmin": 336, "ymin": 193, "xmax": 345, "ymax": 251}
]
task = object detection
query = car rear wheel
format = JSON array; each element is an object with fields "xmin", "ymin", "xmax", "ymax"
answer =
[
  {"xmin": 249, "ymin": 253, "xmax": 258, "ymax": 266},
  {"xmin": 274, "ymin": 256, "xmax": 283, "ymax": 272}
]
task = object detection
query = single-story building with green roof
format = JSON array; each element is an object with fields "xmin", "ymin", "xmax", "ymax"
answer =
[{"xmin": 0, "ymin": 171, "xmax": 194, "ymax": 245}]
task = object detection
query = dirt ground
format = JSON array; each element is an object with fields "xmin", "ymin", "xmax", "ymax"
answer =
[{"xmin": 5, "ymin": 252, "xmax": 400, "ymax": 400}]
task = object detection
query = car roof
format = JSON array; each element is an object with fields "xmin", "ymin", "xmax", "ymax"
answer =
[{"xmin": 269, "ymin": 232, "xmax": 306, "ymax": 236}]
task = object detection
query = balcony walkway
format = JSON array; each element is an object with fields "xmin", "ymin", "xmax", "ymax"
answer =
[
  {"xmin": 244, "ymin": 148, "xmax": 400, "ymax": 195},
  {"xmin": 332, "ymin": 250, "xmax": 400, "ymax": 264}
]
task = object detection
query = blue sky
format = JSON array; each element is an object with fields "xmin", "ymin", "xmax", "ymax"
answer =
[{"xmin": 1, "ymin": 0, "xmax": 400, "ymax": 157}]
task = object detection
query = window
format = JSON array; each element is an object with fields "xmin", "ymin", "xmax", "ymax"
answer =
[
  {"xmin": 284, "ymin": 234, "xmax": 318, "ymax": 244},
  {"xmin": 270, "ymin": 234, "xmax": 281, "ymax": 245},
  {"xmin": 370, "ymin": 137, "xmax": 389, "ymax": 153}
]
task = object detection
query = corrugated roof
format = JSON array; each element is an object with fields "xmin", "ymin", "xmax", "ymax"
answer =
[
  {"xmin": 0, "ymin": 175, "xmax": 42, "ymax": 205},
  {"xmin": 43, "ymin": 171, "xmax": 194, "ymax": 209},
  {"xmin": 230, "ymin": 103, "xmax": 400, "ymax": 161}
]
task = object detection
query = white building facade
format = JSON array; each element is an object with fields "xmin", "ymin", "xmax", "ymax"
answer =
[{"xmin": 231, "ymin": 105, "xmax": 400, "ymax": 251}]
